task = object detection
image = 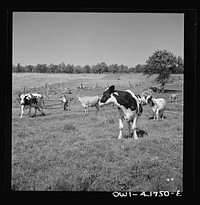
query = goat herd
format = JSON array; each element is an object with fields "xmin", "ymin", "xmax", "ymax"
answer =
[{"xmin": 17, "ymin": 85, "xmax": 178, "ymax": 139}]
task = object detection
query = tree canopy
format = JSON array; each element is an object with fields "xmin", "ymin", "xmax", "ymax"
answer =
[{"xmin": 143, "ymin": 49, "xmax": 183, "ymax": 92}]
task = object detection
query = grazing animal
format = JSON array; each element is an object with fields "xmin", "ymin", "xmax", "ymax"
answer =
[
  {"xmin": 170, "ymin": 93, "xmax": 178, "ymax": 102},
  {"xmin": 99, "ymin": 85, "xmax": 143, "ymax": 139},
  {"xmin": 18, "ymin": 93, "xmax": 45, "ymax": 119},
  {"xmin": 143, "ymin": 94, "xmax": 166, "ymax": 120},
  {"xmin": 77, "ymin": 83, "xmax": 85, "ymax": 89},
  {"xmin": 77, "ymin": 95, "xmax": 100, "ymax": 114},
  {"xmin": 149, "ymin": 86, "xmax": 160, "ymax": 93},
  {"xmin": 60, "ymin": 95, "xmax": 69, "ymax": 111}
]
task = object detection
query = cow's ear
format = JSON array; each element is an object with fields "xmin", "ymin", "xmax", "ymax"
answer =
[{"xmin": 109, "ymin": 85, "xmax": 115, "ymax": 93}]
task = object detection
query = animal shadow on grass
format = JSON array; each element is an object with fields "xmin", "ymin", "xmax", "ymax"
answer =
[
  {"xmin": 124, "ymin": 128, "xmax": 148, "ymax": 139},
  {"xmin": 163, "ymin": 89, "xmax": 182, "ymax": 93},
  {"xmin": 31, "ymin": 113, "xmax": 46, "ymax": 118},
  {"xmin": 149, "ymin": 116, "xmax": 167, "ymax": 120}
]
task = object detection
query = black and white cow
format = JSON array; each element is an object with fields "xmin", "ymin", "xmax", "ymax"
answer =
[
  {"xmin": 99, "ymin": 85, "xmax": 143, "ymax": 139},
  {"xmin": 18, "ymin": 93, "xmax": 45, "ymax": 119}
]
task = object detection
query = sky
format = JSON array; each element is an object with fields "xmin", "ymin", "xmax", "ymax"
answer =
[{"xmin": 13, "ymin": 12, "xmax": 184, "ymax": 68}]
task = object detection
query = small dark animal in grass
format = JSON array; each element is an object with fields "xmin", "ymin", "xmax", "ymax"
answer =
[
  {"xmin": 149, "ymin": 86, "xmax": 161, "ymax": 93},
  {"xmin": 99, "ymin": 85, "xmax": 143, "ymax": 139},
  {"xmin": 169, "ymin": 93, "xmax": 178, "ymax": 102}
]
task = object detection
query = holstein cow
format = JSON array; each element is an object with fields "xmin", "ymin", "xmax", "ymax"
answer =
[
  {"xmin": 99, "ymin": 85, "xmax": 143, "ymax": 139},
  {"xmin": 77, "ymin": 95, "xmax": 100, "ymax": 114},
  {"xmin": 18, "ymin": 93, "xmax": 45, "ymax": 119},
  {"xmin": 142, "ymin": 93, "xmax": 166, "ymax": 120}
]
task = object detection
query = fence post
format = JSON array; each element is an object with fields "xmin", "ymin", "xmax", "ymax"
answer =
[
  {"xmin": 23, "ymin": 87, "xmax": 26, "ymax": 94},
  {"xmin": 45, "ymin": 83, "xmax": 47, "ymax": 94}
]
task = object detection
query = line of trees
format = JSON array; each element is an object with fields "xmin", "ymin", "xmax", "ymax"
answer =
[
  {"xmin": 12, "ymin": 61, "xmax": 183, "ymax": 74},
  {"xmin": 12, "ymin": 62, "xmax": 134, "ymax": 74},
  {"xmin": 12, "ymin": 51, "xmax": 184, "ymax": 74}
]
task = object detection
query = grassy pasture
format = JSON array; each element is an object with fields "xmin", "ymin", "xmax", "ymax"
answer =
[{"xmin": 12, "ymin": 73, "xmax": 183, "ymax": 192}]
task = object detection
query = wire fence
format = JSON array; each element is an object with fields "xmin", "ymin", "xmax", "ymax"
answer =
[{"xmin": 43, "ymin": 99, "xmax": 63, "ymax": 109}]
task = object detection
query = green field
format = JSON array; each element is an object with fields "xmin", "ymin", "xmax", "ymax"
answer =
[{"xmin": 12, "ymin": 73, "xmax": 183, "ymax": 192}]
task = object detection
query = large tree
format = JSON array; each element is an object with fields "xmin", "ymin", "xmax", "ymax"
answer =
[
  {"xmin": 83, "ymin": 64, "xmax": 91, "ymax": 73},
  {"xmin": 16, "ymin": 63, "xmax": 22, "ymax": 72},
  {"xmin": 143, "ymin": 49, "xmax": 178, "ymax": 92}
]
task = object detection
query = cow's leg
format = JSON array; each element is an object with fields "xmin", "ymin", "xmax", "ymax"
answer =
[
  {"xmin": 127, "ymin": 121, "xmax": 131, "ymax": 137},
  {"xmin": 163, "ymin": 110, "xmax": 165, "ymax": 119},
  {"xmin": 95, "ymin": 105, "xmax": 99, "ymax": 113},
  {"xmin": 153, "ymin": 112, "xmax": 156, "ymax": 120},
  {"xmin": 118, "ymin": 117, "xmax": 124, "ymax": 139},
  {"xmin": 132, "ymin": 115, "xmax": 138, "ymax": 140},
  {"xmin": 40, "ymin": 104, "xmax": 45, "ymax": 115},
  {"xmin": 39, "ymin": 107, "xmax": 45, "ymax": 116},
  {"xmin": 20, "ymin": 105, "xmax": 24, "ymax": 119},
  {"xmin": 160, "ymin": 110, "xmax": 164, "ymax": 119},
  {"xmin": 32, "ymin": 108, "xmax": 37, "ymax": 117},
  {"xmin": 36, "ymin": 105, "xmax": 44, "ymax": 116},
  {"xmin": 84, "ymin": 107, "xmax": 87, "ymax": 114},
  {"xmin": 156, "ymin": 109, "xmax": 159, "ymax": 120},
  {"xmin": 28, "ymin": 107, "xmax": 31, "ymax": 116}
]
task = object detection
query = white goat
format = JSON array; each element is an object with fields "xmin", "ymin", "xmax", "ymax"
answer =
[
  {"xmin": 143, "ymin": 94, "xmax": 166, "ymax": 120},
  {"xmin": 77, "ymin": 95, "xmax": 100, "ymax": 114}
]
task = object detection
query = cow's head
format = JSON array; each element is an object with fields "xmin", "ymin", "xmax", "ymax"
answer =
[
  {"xmin": 99, "ymin": 85, "xmax": 116, "ymax": 107},
  {"xmin": 141, "ymin": 90, "xmax": 153, "ymax": 105},
  {"xmin": 18, "ymin": 93, "xmax": 35, "ymax": 106},
  {"xmin": 146, "ymin": 95, "xmax": 153, "ymax": 104},
  {"xmin": 141, "ymin": 93, "xmax": 154, "ymax": 107},
  {"xmin": 18, "ymin": 94, "xmax": 26, "ymax": 105}
]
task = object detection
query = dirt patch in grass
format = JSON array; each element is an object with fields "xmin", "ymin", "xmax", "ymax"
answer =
[{"xmin": 63, "ymin": 123, "xmax": 77, "ymax": 132}]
